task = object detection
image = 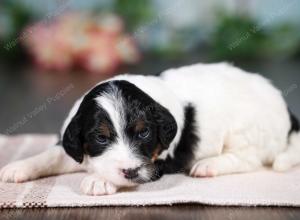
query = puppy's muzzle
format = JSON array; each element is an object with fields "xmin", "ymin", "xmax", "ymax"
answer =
[{"xmin": 121, "ymin": 167, "xmax": 140, "ymax": 179}]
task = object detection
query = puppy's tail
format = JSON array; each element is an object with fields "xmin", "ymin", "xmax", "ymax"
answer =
[{"xmin": 273, "ymin": 111, "xmax": 300, "ymax": 171}]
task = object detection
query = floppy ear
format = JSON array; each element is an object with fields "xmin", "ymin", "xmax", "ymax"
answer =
[
  {"xmin": 62, "ymin": 115, "xmax": 84, "ymax": 163},
  {"xmin": 153, "ymin": 104, "xmax": 177, "ymax": 149}
]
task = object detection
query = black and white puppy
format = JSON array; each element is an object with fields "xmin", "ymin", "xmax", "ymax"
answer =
[{"xmin": 1, "ymin": 63, "xmax": 300, "ymax": 196}]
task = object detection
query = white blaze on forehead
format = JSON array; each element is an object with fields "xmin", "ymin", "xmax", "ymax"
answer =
[
  {"xmin": 94, "ymin": 84, "xmax": 142, "ymax": 168},
  {"xmin": 94, "ymin": 83, "xmax": 125, "ymax": 137}
]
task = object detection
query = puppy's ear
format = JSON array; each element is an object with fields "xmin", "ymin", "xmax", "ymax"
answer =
[
  {"xmin": 153, "ymin": 104, "xmax": 177, "ymax": 149},
  {"xmin": 62, "ymin": 115, "xmax": 84, "ymax": 163}
]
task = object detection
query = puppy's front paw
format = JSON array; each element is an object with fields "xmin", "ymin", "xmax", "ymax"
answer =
[
  {"xmin": 0, "ymin": 161, "xmax": 36, "ymax": 183},
  {"xmin": 189, "ymin": 158, "xmax": 219, "ymax": 177},
  {"xmin": 80, "ymin": 175, "xmax": 118, "ymax": 196}
]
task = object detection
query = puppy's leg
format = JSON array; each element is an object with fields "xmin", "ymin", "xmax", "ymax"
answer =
[
  {"xmin": 80, "ymin": 174, "xmax": 118, "ymax": 196},
  {"xmin": 0, "ymin": 146, "xmax": 84, "ymax": 183},
  {"xmin": 190, "ymin": 147, "xmax": 261, "ymax": 177},
  {"xmin": 273, "ymin": 132, "xmax": 300, "ymax": 171}
]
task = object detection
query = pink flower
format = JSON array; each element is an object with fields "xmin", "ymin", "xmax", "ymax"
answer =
[{"xmin": 22, "ymin": 12, "xmax": 140, "ymax": 74}]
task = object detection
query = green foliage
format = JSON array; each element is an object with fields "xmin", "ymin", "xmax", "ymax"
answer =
[
  {"xmin": 209, "ymin": 12, "xmax": 269, "ymax": 60},
  {"xmin": 113, "ymin": 0, "xmax": 154, "ymax": 31},
  {"xmin": 209, "ymin": 10, "xmax": 300, "ymax": 61},
  {"xmin": 0, "ymin": 1, "xmax": 32, "ymax": 63},
  {"xmin": 266, "ymin": 24, "xmax": 300, "ymax": 59}
]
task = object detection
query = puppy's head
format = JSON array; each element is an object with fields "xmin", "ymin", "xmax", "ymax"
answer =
[{"xmin": 62, "ymin": 80, "xmax": 177, "ymax": 186}]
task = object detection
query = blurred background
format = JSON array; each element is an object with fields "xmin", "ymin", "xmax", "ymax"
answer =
[{"xmin": 0, "ymin": 0, "xmax": 299, "ymax": 134}]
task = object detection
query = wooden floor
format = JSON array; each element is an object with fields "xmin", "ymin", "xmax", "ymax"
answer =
[
  {"xmin": 0, "ymin": 60, "xmax": 300, "ymax": 219},
  {"xmin": 1, "ymin": 205, "xmax": 300, "ymax": 220}
]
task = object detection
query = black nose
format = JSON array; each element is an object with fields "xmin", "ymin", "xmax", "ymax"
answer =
[{"xmin": 122, "ymin": 167, "xmax": 140, "ymax": 179}]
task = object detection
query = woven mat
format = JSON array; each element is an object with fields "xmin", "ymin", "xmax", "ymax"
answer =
[{"xmin": 0, "ymin": 135, "xmax": 299, "ymax": 208}]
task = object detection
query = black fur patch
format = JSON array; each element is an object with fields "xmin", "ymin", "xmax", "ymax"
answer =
[
  {"xmin": 288, "ymin": 109, "xmax": 300, "ymax": 136},
  {"xmin": 154, "ymin": 104, "xmax": 199, "ymax": 178},
  {"xmin": 62, "ymin": 82, "xmax": 118, "ymax": 163}
]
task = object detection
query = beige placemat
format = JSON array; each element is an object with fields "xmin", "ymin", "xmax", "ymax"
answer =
[{"xmin": 0, "ymin": 134, "xmax": 299, "ymax": 208}]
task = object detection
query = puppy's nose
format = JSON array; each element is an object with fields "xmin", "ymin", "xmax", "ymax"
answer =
[{"xmin": 122, "ymin": 167, "xmax": 140, "ymax": 179}]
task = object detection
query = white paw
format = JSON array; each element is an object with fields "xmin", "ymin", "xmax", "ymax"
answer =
[
  {"xmin": 189, "ymin": 158, "xmax": 219, "ymax": 177},
  {"xmin": 0, "ymin": 161, "xmax": 36, "ymax": 183},
  {"xmin": 80, "ymin": 175, "xmax": 118, "ymax": 196},
  {"xmin": 273, "ymin": 154, "xmax": 292, "ymax": 172}
]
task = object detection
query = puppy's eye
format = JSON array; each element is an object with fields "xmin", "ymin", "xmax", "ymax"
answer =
[
  {"xmin": 138, "ymin": 128, "xmax": 150, "ymax": 139},
  {"xmin": 97, "ymin": 135, "xmax": 109, "ymax": 145}
]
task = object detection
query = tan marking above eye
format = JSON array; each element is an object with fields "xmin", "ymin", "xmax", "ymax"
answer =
[
  {"xmin": 99, "ymin": 123, "xmax": 110, "ymax": 137},
  {"xmin": 135, "ymin": 119, "xmax": 145, "ymax": 132}
]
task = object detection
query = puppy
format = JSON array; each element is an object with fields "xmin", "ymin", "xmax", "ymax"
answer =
[{"xmin": 1, "ymin": 63, "xmax": 299, "ymax": 196}]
